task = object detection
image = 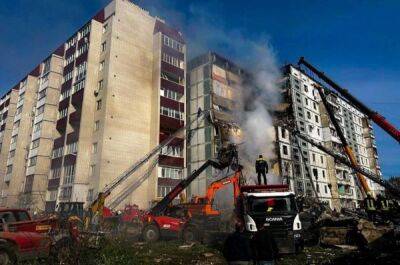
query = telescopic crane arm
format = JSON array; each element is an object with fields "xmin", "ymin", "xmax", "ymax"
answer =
[
  {"xmin": 293, "ymin": 131, "xmax": 400, "ymax": 199},
  {"xmin": 298, "ymin": 57, "xmax": 400, "ymax": 143},
  {"xmin": 89, "ymin": 109, "xmax": 209, "ymax": 215}
]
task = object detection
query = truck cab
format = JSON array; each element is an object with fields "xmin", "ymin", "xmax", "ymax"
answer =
[{"xmin": 237, "ymin": 185, "xmax": 303, "ymax": 254}]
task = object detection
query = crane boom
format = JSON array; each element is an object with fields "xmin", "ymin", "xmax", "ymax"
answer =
[
  {"xmin": 298, "ymin": 57, "xmax": 400, "ymax": 143},
  {"xmin": 293, "ymin": 131, "xmax": 400, "ymax": 199}
]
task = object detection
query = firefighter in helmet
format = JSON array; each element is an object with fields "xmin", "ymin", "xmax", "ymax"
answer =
[{"xmin": 255, "ymin": 155, "xmax": 268, "ymax": 185}]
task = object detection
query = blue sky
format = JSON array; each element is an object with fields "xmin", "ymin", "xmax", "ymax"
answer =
[{"xmin": 0, "ymin": 0, "xmax": 398, "ymax": 177}]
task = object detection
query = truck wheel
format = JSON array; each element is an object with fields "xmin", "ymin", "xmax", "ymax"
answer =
[
  {"xmin": 143, "ymin": 225, "xmax": 160, "ymax": 242},
  {"xmin": 0, "ymin": 249, "xmax": 15, "ymax": 265},
  {"xmin": 183, "ymin": 227, "xmax": 197, "ymax": 243}
]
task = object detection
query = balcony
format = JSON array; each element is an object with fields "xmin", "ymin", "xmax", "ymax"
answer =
[
  {"xmin": 161, "ymin": 61, "xmax": 184, "ymax": 80},
  {"xmin": 66, "ymin": 131, "xmax": 79, "ymax": 144},
  {"xmin": 75, "ymin": 51, "xmax": 88, "ymax": 66},
  {"xmin": 48, "ymin": 178, "xmax": 60, "ymax": 189},
  {"xmin": 159, "ymin": 132, "xmax": 184, "ymax": 145},
  {"xmin": 158, "ymin": 177, "xmax": 180, "ymax": 187},
  {"xmin": 56, "ymin": 117, "xmax": 67, "ymax": 133},
  {"xmin": 160, "ymin": 96, "xmax": 184, "ymax": 111},
  {"xmin": 71, "ymin": 89, "xmax": 84, "ymax": 107},
  {"xmin": 161, "ymin": 78, "xmax": 184, "ymax": 95},
  {"xmin": 69, "ymin": 111, "xmax": 81, "ymax": 128},
  {"xmin": 159, "ymin": 154, "xmax": 184, "ymax": 168},
  {"xmin": 51, "ymin": 157, "xmax": 63, "ymax": 169},
  {"xmin": 64, "ymin": 154, "xmax": 77, "ymax": 166},
  {"xmin": 160, "ymin": 115, "xmax": 184, "ymax": 132},
  {"xmin": 36, "ymin": 96, "xmax": 46, "ymax": 108},
  {"xmin": 59, "ymin": 97, "xmax": 69, "ymax": 110},
  {"xmin": 16, "ymin": 99, "xmax": 24, "ymax": 108}
]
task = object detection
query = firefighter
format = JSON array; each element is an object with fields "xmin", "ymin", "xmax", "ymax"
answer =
[
  {"xmin": 255, "ymin": 155, "xmax": 268, "ymax": 185},
  {"xmin": 364, "ymin": 194, "xmax": 377, "ymax": 221}
]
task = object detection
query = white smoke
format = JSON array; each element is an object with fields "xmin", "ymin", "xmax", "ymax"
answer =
[{"xmin": 233, "ymin": 42, "xmax": 282, "ymax": 184}]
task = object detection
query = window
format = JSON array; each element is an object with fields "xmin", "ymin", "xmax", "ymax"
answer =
[
  {"xmin": 282, "ymin": 145, "xmax": 288, "ymax": 155},
  {"xmin": 48, "ymin": 190, "xmax": 58, "ymax": 201},
  {"xmin": 324, "ymin": 185, "xmax": 328, "ymax": 193},
  {"xmin": 60, "ymin": 187, "xmax": 72, "ymax": 199},
  {"xmin": 92, "ymin": 142, "xmax": 98, "ymax": 154},
  {"xmin": 161, "ymin": 145, "xmax": 182, "ymax": 157},
  {"xmin": 320, "ymin": 156, "xmax": 324, "ymax": 163},
  {"xmin": 67, "ymin": 142, "xmax": 78, "ymax": 154},
  {"xmin": 31, "ymin": 139, "xmax": 40, "ymax": 149},
  {"xmin": 281, "ymin": 127, "xmax": 286, "ymax": 138},
  {"xmin": 313, "ymin": 168, "xmax": 318, "ymax": 178},
  {"xmin": 16, "ymin": 106, "xmax": 23, "ymax": 115},
  {"xmin": 6, "ymin": 165, "xmax": 12, "ymax": 174},
  {"xmin": 305, "ymin": 98, "xmax": 308, "ymax": 105},
  {"xmin": 316, "ymin": 184, "xmax": 320, "ymax": 193},
  {"xmin": 162, "ymin": 35, "xmax": 183, "ymax": 52},
  {"xmin": 307, "ymin": 111, "xmax": 311, "ymax": 119},
  {"xmin": 51, "ymin": 167, "xmax": 61, "ymax": 179},
  {"xmin": 75, "ymin": 61, "xmax": 87, "ymax": 81},
  {"xmin": 308, "ymin": 125, "xmax": 313, "ymax": 132},
  {"xmin": 38, "ymin": 89, "xmax": 46, "ymax": 100},
  {"xmin": 315, "ymin": 115, "xmax": 319, "ymax": 123},
  {"xmin": 313, "ymin": 102, "xmax": 317, "ymax": 110},
  {"xmin": 304, "ymin": 85, "xmax": 308, "ymax": 92},
  {"xmin": 96, "ymin": 100, "xmax": 102, "ymax": 110},
  {"xmin": 99, "ymin": 60, "xmax": 105, "ymax": 71},
  {"xmin": 160, "ymin": 88, "xmax": 181, "ymax": 101},
  {"xmin": 28, "ymin": 156, "xmax": 37, "ymax": 167},
  {"xmin": 162, "ymin": 53, "xmax": 183, "ymax": 69},
  {"xmin": 312, "ymin": 153, "xmax": 316, "ymax": 162},
  {"xmin": 322, "ymin": 170, "xmax": 326, "ymax": 178},
  {"xmin": 160, "ymin": 167, "xmax": 182, "ymax": 179},
  {"xmin": 102, "ymin": 23, "xmax": 108, "ymax": 33},
  {"xmin": 58, "ymin": 108, "xmax": 68, "ymax": 119},
  {"xmin": 317, "ymin": 128, "xmax": 320, "ymax": 136},
  {"xmin": 160, "ymin": 106, "xmax": 183, "ymax": 120},
  {"xmin": 98, "ymin": 80, "xmax": 104, "ymax": 91},
  {"xmin": 10, "ymin": 135, "xmax": 17, "ymax": 144},
  {"xmin": 8, "ymin": 150, "xmax": 15, "ymax": 158},
  {"xmin": 63, "ymin": 70, "xmax": 73, "ymax": 83},
  {"xmin": 158, "ymin": 186, "xmax": 173, "ymax": 198},
  {"xmin": 60, "ymin": 89, "xmax": 71, "ymax": 101},
  {"xmin": 52, "ymin": 147, "xmax": 63, "ymax": 158},
  {"xmin": 63, "ymin": 165, "xmax": 75, "ymax": 184},
  {"xmin": 72, "ymin": 79, "xmax": 85, "ymax": 94},
  {"xmin": 76, "ymin": 43, "xmax": 89, "ymax": 57},
  {"xmin": 94, "ymin": 120, "xmax": 100, "ymax": 131},
  {"xmin": 101, "ymin": 42, "xmax": 106, "ymax": 52},
  {"xmin": 37, "ymin": 105, "xmax": 45, "ymax": 115},
  {"xmin": 13, "ymin": 120, "xmax": 20, "ymax": 129}
]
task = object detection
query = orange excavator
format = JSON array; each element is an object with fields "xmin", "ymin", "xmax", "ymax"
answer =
[{"xmin": 185, "ymin": 170, "xmax": 242, "ymax": 216}]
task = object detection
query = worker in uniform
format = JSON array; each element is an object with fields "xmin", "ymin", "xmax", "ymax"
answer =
[
  {"xmin": 255, "ymin": 155, "xmax": 268, "ymax": 185},
  {"xmin": 364, "ymin": 194, "xmax": 377, "ymax": 221}
]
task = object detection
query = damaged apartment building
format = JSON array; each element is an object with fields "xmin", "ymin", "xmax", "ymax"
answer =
[
  {"xmin": 0, "ymin": 0, "xmax": 186, "ymax": 211},
  {"xmin": 276, "ymin": 65, "xmax": 383, "ymax": 210},
  {"xmin": 186, "ymin": 54, "xmax": 383, "ymax": 210}
]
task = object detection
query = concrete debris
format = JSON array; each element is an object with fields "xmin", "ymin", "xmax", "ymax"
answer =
[{"xmin": 179, "ymin": 242, "xmax": 196, "ymax": 249}]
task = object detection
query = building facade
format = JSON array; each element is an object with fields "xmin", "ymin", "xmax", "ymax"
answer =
[
  {"xmin": 0, "ymin": 0, "xmax": 186, "ymax": 212},
  {"xmin": 277, "ymin": 65, "xmax": 383, "ymax": 210}
]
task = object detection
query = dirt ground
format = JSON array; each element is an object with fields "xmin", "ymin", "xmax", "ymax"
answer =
[{"xmin": 24, "ymin": 237, "xmax": 400, "ymax": 265}]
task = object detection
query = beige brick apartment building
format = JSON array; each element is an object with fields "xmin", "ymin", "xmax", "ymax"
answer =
[{"xmin": 0, "ymin": 0, "xmax": 186, "ymax": 212}]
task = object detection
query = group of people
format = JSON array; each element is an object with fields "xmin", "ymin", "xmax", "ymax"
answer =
[{"xmin": 223, "ymin": 224, "xmax": 278, "ymax": 265}]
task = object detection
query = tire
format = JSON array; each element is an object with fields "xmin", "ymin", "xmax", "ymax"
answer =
[
  {"xmin": 183, "ymin": 227, "xmax": 197, "ymax": 243},
  {"xmin": 142, "ymin": 224, "xmax": 160, "ymax": 242},
  {"xmin": 0, "ymin": 248, "xmax": 16, "ymax": 265}
]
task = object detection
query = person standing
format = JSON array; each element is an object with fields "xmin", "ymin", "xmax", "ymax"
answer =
[
  {"xmin": 222, "ymin": 224, "xmax": 253, "ymax": 265},
  {"xmin": 252, "ymin": 227, "xmax": 278, "ymax": 265},
  {"xmin": 255, "ymin": 155, "xmax": 268, "ymax": 185}
]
